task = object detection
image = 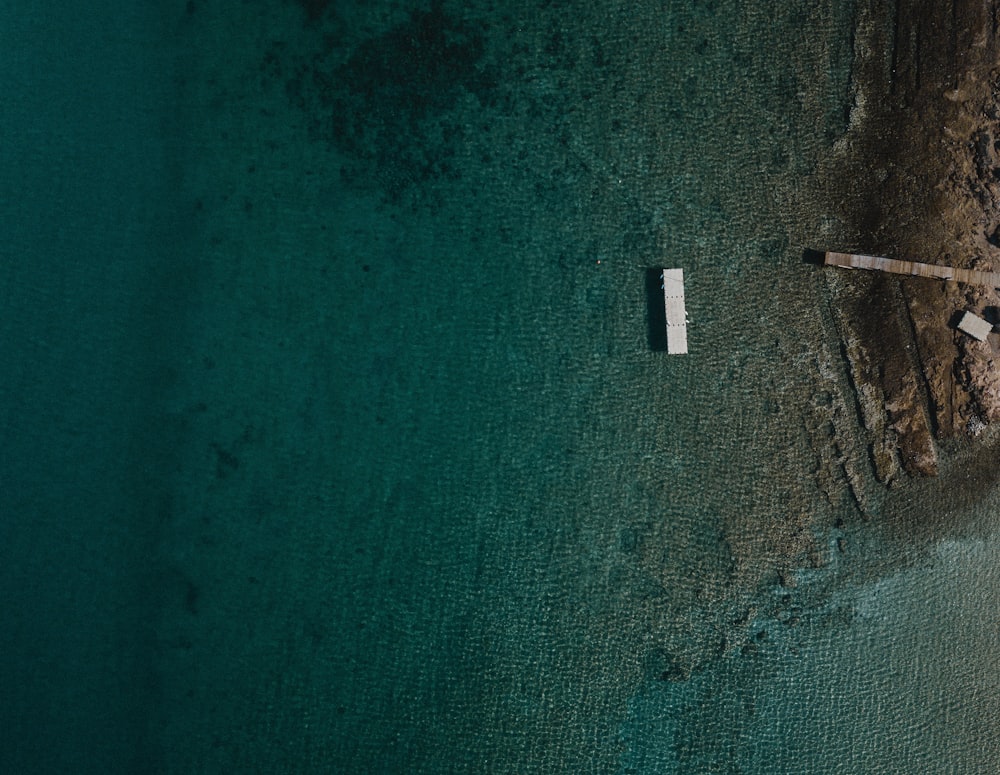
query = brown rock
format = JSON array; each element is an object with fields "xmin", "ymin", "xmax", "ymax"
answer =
[{"xmin": 823, "ymin": 0, "xmax": 1000, "ymax": 480}]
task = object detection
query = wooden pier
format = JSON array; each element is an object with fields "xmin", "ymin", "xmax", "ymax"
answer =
[
  {"xmin": 662, "ymin": 268, "xmax": 688, "ymax": 354},
  {"xmin": 824, "ymin": 251, "xmax": 1000, "ymax": 288}
]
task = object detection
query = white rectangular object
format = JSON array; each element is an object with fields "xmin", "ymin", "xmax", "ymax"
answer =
[
  {"xmin": 957, "ymin": 310, "xmax": 993, "ymax": 341},
  {"xmin": 662, "ymin": 268, "xmax": 688, "ymax": 354}
]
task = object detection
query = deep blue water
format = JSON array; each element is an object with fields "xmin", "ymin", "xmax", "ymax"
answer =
[{"xmin": 4, "ymin": 1, "xmax": 1000, "ymax": 773}]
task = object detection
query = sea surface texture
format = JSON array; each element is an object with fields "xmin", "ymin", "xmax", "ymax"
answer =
[{"xmin": 4, "ymin": 0, "xmax": 1000, "ymax": 773}]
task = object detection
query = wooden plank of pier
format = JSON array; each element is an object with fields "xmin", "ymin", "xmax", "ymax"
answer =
[
  {"xmin": 824, "ymin": 251, "xmax": 1000, "ymax": 288},
  {"xmin": 662, "ymin": 268, "xmax": 688, "ymax": 355}
]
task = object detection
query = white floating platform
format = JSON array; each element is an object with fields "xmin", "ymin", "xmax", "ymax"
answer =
[
  {"xmin": 662, "ymin": 268, "xmax": 688, "ymax": 354},
  {"xmin": 957, "ymin": 310, "xmax": 993, "ymax": 341}
]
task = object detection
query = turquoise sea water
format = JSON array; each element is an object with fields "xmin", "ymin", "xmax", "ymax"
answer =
[{"xmin": 5, "ymin": 1, "xmax": 1000, "ymax": 772}]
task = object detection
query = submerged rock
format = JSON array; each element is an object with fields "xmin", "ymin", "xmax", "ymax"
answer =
[{"xmin": 648, "ymin": 649, "xmax": 694, "ymax": 683}]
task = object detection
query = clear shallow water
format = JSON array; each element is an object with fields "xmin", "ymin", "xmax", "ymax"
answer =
[{"xmin": 4, "ymin": 0, "xmax": 1000, "ymax": 772}]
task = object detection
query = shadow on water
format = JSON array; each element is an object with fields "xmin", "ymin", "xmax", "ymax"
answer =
[
  {"xmin": 645, "ymin": 268, "xmax": 667, "ymax": 352},
  {"xmin": 801, "ymin": 248, "xmax": 826, "ymax": 266}
]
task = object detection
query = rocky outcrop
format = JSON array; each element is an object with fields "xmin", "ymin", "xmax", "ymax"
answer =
[
  {"xmin": 829, "ymin": 270, "xmax": 937, "ymax": 479},
  {"xmin": 826, "ymin": 0, "xmax": 1000, "ymax": 478}
]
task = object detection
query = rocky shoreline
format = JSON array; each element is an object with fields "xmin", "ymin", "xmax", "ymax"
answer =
[{"xmin": 825, "ymin": 0, "xmax": 1000, "ymax": 483}]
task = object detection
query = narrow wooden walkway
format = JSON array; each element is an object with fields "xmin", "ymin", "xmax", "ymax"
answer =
[
  {"xmin": 662, "ymin": 268, "xmax": 688, "ymax": 354},
  {"xmin": 824, "ymin": 251, "xmax": 1000, "ymax": 288}
]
